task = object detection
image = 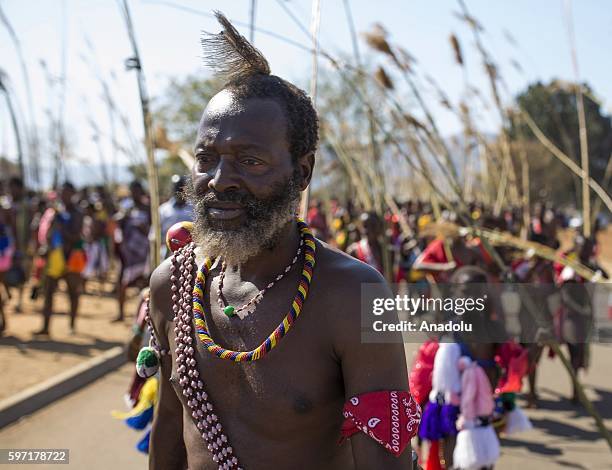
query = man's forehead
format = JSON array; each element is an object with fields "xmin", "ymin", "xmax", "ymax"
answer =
[
  {"xmin": 203, "ymin": 89, "xmax": 245, "ymax": 118},
  {"xmin": 198, "ymin": 90, "xmax": 286, "ymax": 138}
]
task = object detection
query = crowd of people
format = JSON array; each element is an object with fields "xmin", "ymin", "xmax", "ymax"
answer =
[
  {"xmin": 0, "ymin": 175, "xmax": 192, "ymax": 336},
  {"xmin": 2, "ymin": 8, "xmax": 610, "ymax": 468}
]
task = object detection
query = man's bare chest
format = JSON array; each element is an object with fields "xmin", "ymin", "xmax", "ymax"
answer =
[{"xmin": 169, "ymin": 297, "xmax": 343, "ymax": 431}]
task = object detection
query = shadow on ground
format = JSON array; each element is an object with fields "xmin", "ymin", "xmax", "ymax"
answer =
[
  {"xmin": 539, "ymin": 386, "xmax": 612, "ymax": 420},
  {"xmin": 501, "ymin": 435, "xmax": 564, "ymax": 456},
  {"xmin": 0, "ymin": 334, "xmax": 124, "ymax": 356}
]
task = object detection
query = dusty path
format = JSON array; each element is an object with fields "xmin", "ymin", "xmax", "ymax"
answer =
[
  {"xmin": 0, "ymin": 363, "xmax": 147, "ymax": 470},
  {"xmin": 0, "ymin": 280, "xmax": 138, "ymax": 400}
]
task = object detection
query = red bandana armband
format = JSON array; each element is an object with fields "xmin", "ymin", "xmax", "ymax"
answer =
[{"xmin": 340, "ymin": 390, "xmax": 421, "ymax": 457}]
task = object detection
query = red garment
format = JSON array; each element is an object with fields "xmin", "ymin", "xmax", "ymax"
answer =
[
  {"xmin": 353, "ymin": 239, "xmax": 383, "ymax": 274},
  {"xmin": 552, "ymin": 251, "xmax": 584, "ymax": 285},
  {"xmin": 419, "ymin": 238, "xmax": 449, "ymax": 265},
  {"xmin": 409, "ymin": 339, "xmax": 439, "ymax": 406},
  {"xmin": 495, "ymin": 341, "xmax": 528, "ymax": 394},
  {"xmin": 418, "ymin": 238, "xmax": 461, "ymax": 282},
  {"xmin": 468, "ymin": 237, "xmax": 493, "ymax": 266},
  {"xmin": 425, "ymin": 440, "xmax": 443, "ymax": 470},
  {"xmin": 306, "ymin": 207, "xmax": 328, "ymax": 239},
  {"xmin": 340, "ymin": 391, "xmax": 421, "ymax": 457}
]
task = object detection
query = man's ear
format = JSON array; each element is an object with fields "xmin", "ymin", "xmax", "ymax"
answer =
[{"xmin": 297, "ymin": 151, "xmax": 315, "ymax": 190}]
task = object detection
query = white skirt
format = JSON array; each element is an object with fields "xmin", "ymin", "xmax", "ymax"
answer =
[{"xmin": 453, "ymin": 425, "xmax": 500, "ymax": 469}]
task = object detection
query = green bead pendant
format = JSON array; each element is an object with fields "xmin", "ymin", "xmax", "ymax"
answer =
[{"xmin": 224, "ymin": 305, "xmax": 236, "ymax": 317}]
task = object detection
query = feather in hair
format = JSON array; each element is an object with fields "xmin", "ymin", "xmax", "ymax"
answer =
[{"xmin": 201, "ymin": 11, "xmax": 270, "ymax": 81}]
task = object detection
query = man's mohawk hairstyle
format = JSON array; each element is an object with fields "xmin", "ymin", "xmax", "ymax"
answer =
[
  {"xmin": 199, "ymin": 11, "xmax": 319, "ymax": 164},
  {"xmin": 201, "ymin": 11, "xmax": 271, "ymax": 81}
]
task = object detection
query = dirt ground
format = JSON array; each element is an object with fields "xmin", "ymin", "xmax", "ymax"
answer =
[{"xmin": 0, "ymin": 279, "xmax": 139, "ymax": 401}]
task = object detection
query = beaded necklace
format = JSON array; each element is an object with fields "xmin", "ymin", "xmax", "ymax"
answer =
[
  {"xmin": 216, "ymin": 237, "xmax": 304, "ymax": 319},
  {"xmin": 171, "ymin": 242, "xmax": 241, "ymax": 469},
  {"xmin": 193, "ymin": 219, "xmax": 316, "ymax": 361}
]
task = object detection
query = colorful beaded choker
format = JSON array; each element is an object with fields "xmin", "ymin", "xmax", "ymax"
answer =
[{"xmin": 192, "ymin": 219, "xmax": 316, "ymax": 362}]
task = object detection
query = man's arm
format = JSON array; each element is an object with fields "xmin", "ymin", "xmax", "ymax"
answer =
[
  {"xmin": 328, "ymin": 261, "xmax": 414, "ymax": 470},
  {"xmin": 148, "ymin": 261, "xmax": 188, "ymax": 470}
]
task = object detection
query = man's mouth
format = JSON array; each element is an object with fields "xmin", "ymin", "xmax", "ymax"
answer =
[{"xmin": 206, "ymin": 203, "xmax": 244, "ymax": 220}]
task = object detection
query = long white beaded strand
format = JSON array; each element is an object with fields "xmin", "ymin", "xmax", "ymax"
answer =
[{"xmin": 172, "ymin": 244, "xmax": 242, "ymax": 469}]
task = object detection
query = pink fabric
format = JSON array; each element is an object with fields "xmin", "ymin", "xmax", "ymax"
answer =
[
  {"xmin": 0, "ymin": 244, "xmax": 14, "ymax": 272},
  {"xmin": 460, "ymin": 364, "xmax": 494, "ymax": 421},
  {"xmin": 38, "ymin": 208, "xmax": 56, "ymax": 245},
  {"xmin": 136, "ymin": 296, "xmax": 149, "ymax": 328}
]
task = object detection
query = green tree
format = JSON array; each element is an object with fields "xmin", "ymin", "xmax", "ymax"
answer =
[
  {"xmin": 513, "ymin": 80, "xmax": 612, "ymax": 207},
  {"xmin": 153, "ymin": 74, "xmax": 223, "ymax": 148},
  {"xmin": 128, "ymin": 153, "xmax": 187, "ymax": 200}
]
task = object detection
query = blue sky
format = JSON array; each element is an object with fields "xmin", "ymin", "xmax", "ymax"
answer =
[{"xmin": 1, "ymin": 0, "xmax": 611, "ymax": 187}]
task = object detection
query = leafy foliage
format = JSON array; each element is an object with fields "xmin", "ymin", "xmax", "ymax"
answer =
[
  {"xmin": 128, "ymin": 154, "xmax": 188, "ymax": 200},
  {"xmin": 513, "ymin": 80, "xmax": 612, "ymax": 205},
  {"xmin": 153, "ymin": 74, "xmax": 223, "ymax": 148}
]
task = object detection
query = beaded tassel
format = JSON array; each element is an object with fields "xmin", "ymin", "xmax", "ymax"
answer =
[
  {"xmin": 136, "ymin": 300, "xmax": 164, "ymax": 378},
  {"xmin": 135, "ymin": 346, "xmax": 159, "ymax": 378}
]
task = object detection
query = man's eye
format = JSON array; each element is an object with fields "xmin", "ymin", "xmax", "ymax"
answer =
[{"xmin": 241, "ymin": 157, "xmax": 262, "ymax": 166}]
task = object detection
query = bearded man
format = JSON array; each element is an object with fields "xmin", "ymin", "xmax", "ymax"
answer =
[{"xmin": 148, "ymin": 13, "xmax": 419, "ymax": 470}]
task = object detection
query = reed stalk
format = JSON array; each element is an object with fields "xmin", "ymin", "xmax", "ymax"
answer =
[
  {"xmin": 0, "ymin": 71, "xmax": 25, "ymax": 180},
  {"xmin": 0, "ymin": 4, "xmax": 39, "ymax": 186},
  {"xmin": 590, "ymin": 155, "xmax": 612, "ymax": 222},
  {"xmin": 564, "ymin": 0, "xmax": 591, "ymax": 237},
  {"xmin": 118, "ymin": 0, "xmax": 161, "ymax": 268},
  {"xmin": 299, "ymin": 0, "xmax": 321, "ymax": 220}
]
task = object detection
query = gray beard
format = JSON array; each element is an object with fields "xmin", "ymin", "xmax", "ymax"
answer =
[
  {"xmin": 193, "ymin": 202, "xmax": 298, "ymax": 266},
  {"xmin": 188, "ymin": 173, "xmax": 302, "ymax": 267}
]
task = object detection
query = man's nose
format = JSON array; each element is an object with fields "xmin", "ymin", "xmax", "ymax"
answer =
[{"xmin": 208, "ymin": 156, "xmax": 240, "ymax": 193}]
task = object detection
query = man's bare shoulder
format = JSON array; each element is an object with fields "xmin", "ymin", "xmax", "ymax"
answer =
[
  {"xmin": 314, "ymin": 238, "xmax": 388, "ymax": 290},
  {"xmin": 312, "ymin": 240, "xmax": 404, "ymax": 366},
  {"xmin": 312, "ymin": 239, "xmax": 390, "ymax": 324}
]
